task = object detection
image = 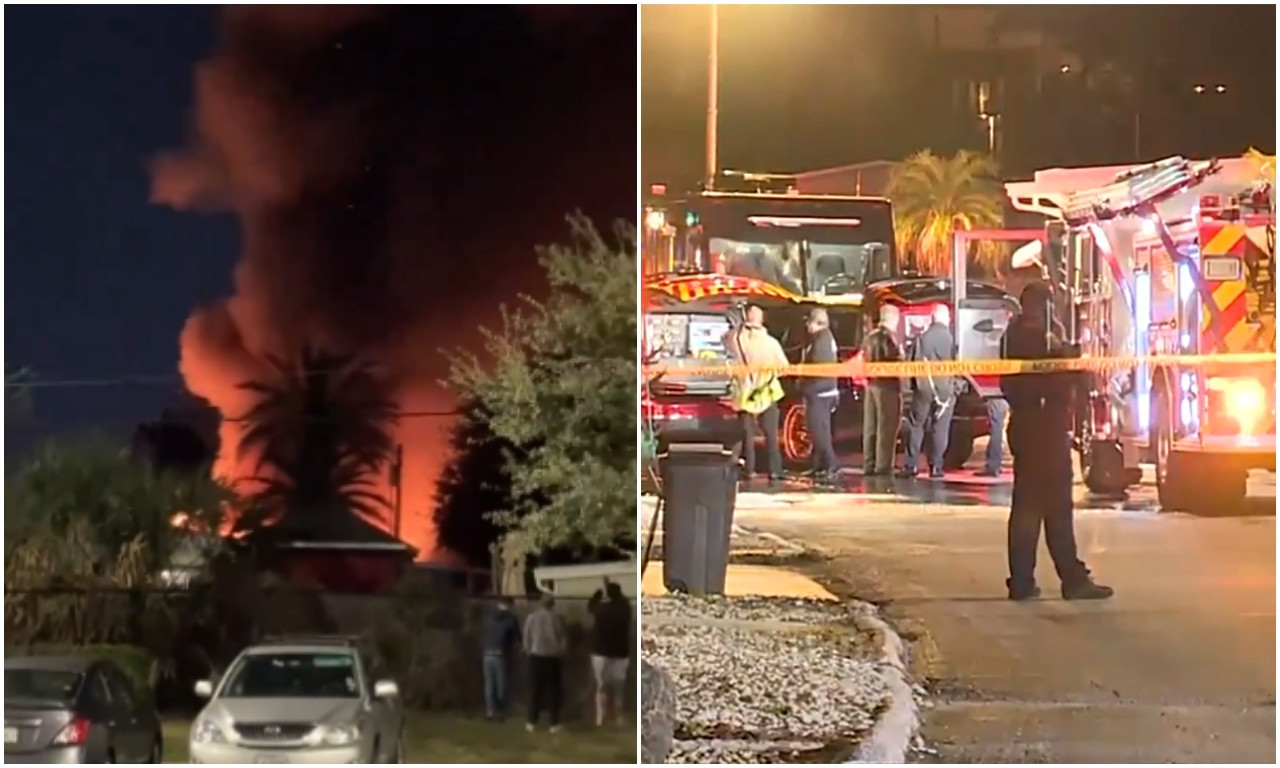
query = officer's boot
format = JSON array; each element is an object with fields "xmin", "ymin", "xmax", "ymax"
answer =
[{"xmin": 1061, "ymin": 579, "xmax": 1114, "ymax": 600}]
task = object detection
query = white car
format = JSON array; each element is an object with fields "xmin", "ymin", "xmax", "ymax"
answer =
[{"xmin": 188, "ymin": 636, "xmax": 404, "ymax": 764}]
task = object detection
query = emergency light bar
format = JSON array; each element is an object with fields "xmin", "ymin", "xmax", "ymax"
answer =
[{"xmin": 747, "ymin": 215, "xmax": 863, "ymax": 228}]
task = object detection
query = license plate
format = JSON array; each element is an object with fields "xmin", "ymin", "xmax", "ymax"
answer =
[
  {"xmin": 253, "ymin": 756, "xmax": 289, "ymax": 764},
  {"xmin": 4, "ymin": 727, "xmax": 17, "ymax": 745}
]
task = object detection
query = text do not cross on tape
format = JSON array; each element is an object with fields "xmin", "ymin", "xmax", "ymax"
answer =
[{"xmin": 642, "ymin": 352, "xmax": 1277, "ymax": 379}]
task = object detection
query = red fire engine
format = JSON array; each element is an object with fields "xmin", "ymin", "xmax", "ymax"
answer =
[{"xmin": 1005, "ymin": 155, "xmax": 1276, "ymax": 512}]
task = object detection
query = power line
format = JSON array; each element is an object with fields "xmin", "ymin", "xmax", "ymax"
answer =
[
  {"xmin": 5, "ymin": 374, "xmax": 184, "ymax": 389},
  {"xmin": 5, "ymin": 370, "xmax": 443, "ymax": 390}
]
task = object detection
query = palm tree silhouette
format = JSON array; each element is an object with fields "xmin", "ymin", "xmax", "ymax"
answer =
[
  {"xmin": 236, "ymin": 348, "xmax": 398, "ymax": 529},
  {"xmin": 888, "ymin": 150, "xmax": 1005, "ymax": 278}
]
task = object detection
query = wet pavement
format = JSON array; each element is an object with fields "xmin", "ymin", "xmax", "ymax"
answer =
[
  {"xmin": 728, "ymin": 459, "xmax": 1277, "ymax": 763},
  {"xmin": 743, "ymin": 464, "xmax": 1277, "ymax": 516}
]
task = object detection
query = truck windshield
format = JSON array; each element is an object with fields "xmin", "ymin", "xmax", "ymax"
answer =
[{"xmin": 711, "ymin": 237, "xmax": 893, "ymax": 297}]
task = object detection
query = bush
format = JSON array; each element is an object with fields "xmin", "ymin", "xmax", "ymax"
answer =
[{"xmin": 5, "ymin": 643, "xmax": 154, "ymax": 699}]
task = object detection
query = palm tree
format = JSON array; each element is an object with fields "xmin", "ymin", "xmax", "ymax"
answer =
[
  {"xmin": 235, "ymin": 348, "xmax": 398, "ymax": 528},
  {"xmin": 888, "ymin": 150, "xmax": 1006, "ymax": 278}
]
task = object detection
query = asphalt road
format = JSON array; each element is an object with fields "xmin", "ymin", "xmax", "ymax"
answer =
[{"xmin": 729, "ymin": 467, "xmax": 1277, "ymax": 763}]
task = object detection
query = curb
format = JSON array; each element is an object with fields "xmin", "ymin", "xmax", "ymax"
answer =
[
  {"xmin": 710, "ymin": 523, "xmax": 921, "ymax": 763},
  {"xmin": 850, "ymin": 612, "xmax": 919, "ymax": 764}
]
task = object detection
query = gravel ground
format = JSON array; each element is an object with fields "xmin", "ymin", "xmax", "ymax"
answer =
[{"xmin": 643, "ymin": 595, "xmax": 894, "ymax": 764}]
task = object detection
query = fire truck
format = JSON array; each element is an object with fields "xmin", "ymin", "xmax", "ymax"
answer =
[{"xmin": 1004, "ymin": 155, "xmax": 1276, "ymax": 512}]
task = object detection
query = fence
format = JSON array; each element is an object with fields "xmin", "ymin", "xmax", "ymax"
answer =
[{"xmin": 3, "ymin": 585, "xmax": 635, "ymax": 721}]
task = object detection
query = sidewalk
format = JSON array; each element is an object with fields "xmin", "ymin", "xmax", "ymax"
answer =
[{"xmin": 641, "ymin": 561, "xmax": 837, "ymax": 600}]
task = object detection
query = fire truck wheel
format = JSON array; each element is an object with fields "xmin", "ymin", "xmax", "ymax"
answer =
[
  {"xmin": 1154, "ymin": 395, "xmax": 1247, "ymax": 514},
  {"xmin": 1161, "ymin": 452, "xmax": 1248, "ymax": 515},
  {"xmin": 1083, "ymin": 440, "xmax": 1130, "ymax": 496},
  {"xmin": 780, "ymin": 402, "xmax": 812, "ymax": 468}
]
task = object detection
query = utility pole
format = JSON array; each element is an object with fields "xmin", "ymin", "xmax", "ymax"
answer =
[
  {"xmin": 705, "ymin": 3, "xmax": 720, "ymax": 190},
  {"xmin": 390, "ymin": 443, "xmax": 404, "ymax": 539}
]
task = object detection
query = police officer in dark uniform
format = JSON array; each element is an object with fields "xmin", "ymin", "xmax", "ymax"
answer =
[
  {"xmin": 1001, "ymin": 282, "xmax": 1113, "ymax": 601},
  {"xmin": 801, "ymin": 307, "xmax": 841, "ymax": 484},
  {"xmin": 861, "ymin": 303, "xmax": 903, "ymax": 476}
]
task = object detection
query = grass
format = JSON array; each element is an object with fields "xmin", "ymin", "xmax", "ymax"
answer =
[{"xmin": 162, "ymin": 713, "xmax": 636, "ymax": 763}]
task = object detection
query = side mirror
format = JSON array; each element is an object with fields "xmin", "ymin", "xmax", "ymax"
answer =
[
  {"xmin": 372, "ymin": 680, "xmax": 399, "ymax": 700},
  {"xmin": 193, "ymin": 680, "xmax": 214, "ymax": 699}
]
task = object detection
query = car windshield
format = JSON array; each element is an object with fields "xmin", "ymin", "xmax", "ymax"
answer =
[
  {"xmin": 5, "ymin": 668, "xmax": 82, "ymax": 703},
  {"xmin": 220, "ymin": 653, "xmax": 359, "ymax": 699}
]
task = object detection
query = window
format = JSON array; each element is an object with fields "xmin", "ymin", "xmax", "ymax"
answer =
[
  {"xmin": 84, "ymin": 671, "xmax": 113, "ymax": 710},
  {"xmin": 645, "ymin": 313, "xmax": 731, "ymax": 362},
  {"xmin": 104, "ymin": 667, "xmax": 138, "ymax": 710},
  {"xmin": 220, "ymin": 653, "xmax": 360, "ymax": 699},
  {"xmin": 4, "ymin": 668, "xmax": 82, "ymax": 704}
]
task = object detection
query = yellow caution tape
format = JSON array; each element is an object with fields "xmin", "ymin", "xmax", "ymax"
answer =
[{"xmin": 644, "ymin": 352, "xmax": 1277, "ymax": 379}]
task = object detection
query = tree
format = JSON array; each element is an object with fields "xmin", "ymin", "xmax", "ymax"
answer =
[
  {"xmin": 432, "ymin": 399, "xmax": 514, "ymax": 568},
  {"xmin": 4, "ymin": 435, "xmax": 239, "ymax": 691},
  {"xmin": 888, "ymin": 150, "xmax": 1005, "ymax": 278},
  {"xmin": 5, "ymin": 435, "xmax": 232, "ymax": 560},
  {"xmin": 447, "ymin": 214, "xmax": 636, "ymax": 558},
  {"xmin": 235, "ymin": 348, "xmax": 398, "ymax": 527}
]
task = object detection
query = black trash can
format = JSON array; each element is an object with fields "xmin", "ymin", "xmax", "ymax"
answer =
[{"xmin": 659, "ymin": 443, "xmax": 738, "ymax": 596}]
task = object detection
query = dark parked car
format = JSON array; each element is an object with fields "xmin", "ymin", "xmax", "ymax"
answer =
[{"xmin": 4, "ymin": 655, "xmax": 163, "ymax": 764}]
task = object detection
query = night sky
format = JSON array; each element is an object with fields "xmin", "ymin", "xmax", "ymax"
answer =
[
  {"xmin": 7, "ymin": 6, "xmax": 637, "ymax": 449},
  {"xmin": 642, "ymin": 5, "xmax": 1276, "ymax": 190}
]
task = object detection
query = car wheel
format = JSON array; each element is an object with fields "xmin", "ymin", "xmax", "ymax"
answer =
[{"xmin": 780, "ymin": 402, "xmax": 812, "ymax": 468}]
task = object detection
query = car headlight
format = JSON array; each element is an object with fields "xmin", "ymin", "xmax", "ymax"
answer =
[
  {"xmin": 191, "ymin": 718, "xmax": 228, "ymax": 744},
  {"xmin": 320, "ymin": 723, "xmax": 361, "ymax": 747}
]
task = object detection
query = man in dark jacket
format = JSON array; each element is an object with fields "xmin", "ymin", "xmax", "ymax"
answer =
[
  {"xmin": 1001, "ymin": 282, "xmax": 1112, "ymax": 601},
  {"xmin": 899, "ymin": 304, "xmax": 957, "ymax": 479},
  {"xmin": 801, "ymin": 307, "xmax": 841, "ymax": 483},
  {"xmin": 588, "ymin": 581, "xmax": 632, "ymax": 726},
  {"xmin": 480, "ymin": 597, "xmax": 521, "ymax": 719},
  {"xmin": 860, "ymin": 303, "xmax": 903, "ymax": 476}
]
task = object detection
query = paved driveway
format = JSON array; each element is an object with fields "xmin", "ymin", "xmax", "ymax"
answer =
[{"xmin": 730, "ymin": 470, "xmax": 1276, "ymax": 763}]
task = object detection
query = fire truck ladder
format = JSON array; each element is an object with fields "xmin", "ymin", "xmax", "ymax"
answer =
[{"xmin": 1060, "ymin": 156, "xmax": 1233, "ymax": 353}]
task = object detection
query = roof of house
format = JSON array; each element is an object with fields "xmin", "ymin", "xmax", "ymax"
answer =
[{"xmin": 251, "ymin": 512, "xmax": 417, "ymax": 556}]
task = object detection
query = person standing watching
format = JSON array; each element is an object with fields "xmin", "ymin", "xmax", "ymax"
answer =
[
  {"xmin": 899, "ymin": 304, "xmax": 958, "ymax": 479},
  {"xmin": 523, "ymin": 594, "xmax": 567, "ymax": 732},
  {"xmin": 481, "ymin": 597, "xmax": 521, "ymax": 720},
  {"xmin": 860, "ymin": 303, "xmax": 903, "ymax": 476},
  {"xmin": 801, "ymin": 307, "xmax": 841, "ymax": 484},
  {"xmin": 587, "ymin": 581, "xmax": 632, "ymax": 727},
  {"xmin": 724, "ymin": 304, "xmax": 790, "ymax": 487},
  {"xmin": 1001, "ymin": 282, "xmax": 1112, "ymax": 601}
]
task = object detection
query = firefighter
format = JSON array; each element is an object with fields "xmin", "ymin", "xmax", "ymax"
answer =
[
  {"xmin": 898, "ymin": 304, "xmax": 957, "ymax": 479},
  {"xmin": 1001, "ymin": 282, "xmax": 1113, "ymax": 601},
  {"xmin": 860, "ymin": 303, "xmax": 903, "ymax": 476},
  {"xmin": 801, "ymin": 307, "xmax": 841, "ymax": 484},
  {"xmin": 725, "ymin": 304, "xmax": 789, "ymax": 486}
]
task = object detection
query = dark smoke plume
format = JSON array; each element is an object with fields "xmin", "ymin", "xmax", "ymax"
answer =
[
  {"xmin": 152, "ymin": 7, "xmax": 452, "ymax": 558},
  {"xmin": 154, "ymin": 7, "xmax": 634, "ymax": 559}
]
